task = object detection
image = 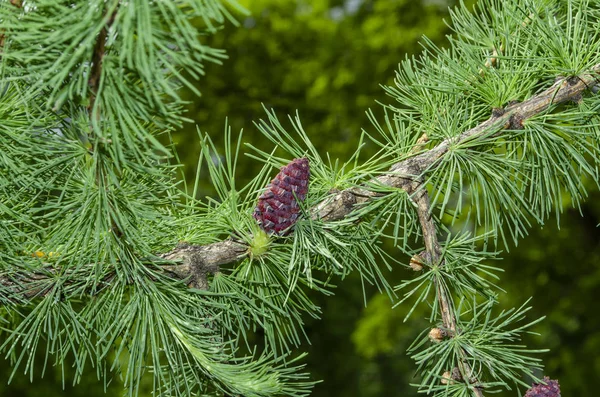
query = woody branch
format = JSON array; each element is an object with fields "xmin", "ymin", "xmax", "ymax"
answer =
[{"xmin": 1, "ymin": 66, "xmax": 599, "ymax": 308}]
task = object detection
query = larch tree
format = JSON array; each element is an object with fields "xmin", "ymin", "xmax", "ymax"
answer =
[{"xmin": 1, "ymin": 0, "xmax": 598, "ymax": 396}]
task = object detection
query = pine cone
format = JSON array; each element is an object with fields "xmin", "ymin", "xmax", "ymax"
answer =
[
  {"xmin": 253, "ymin": 158, "xmax": 310, "ymax": 235},
  {"xmin": 525, "ymin": 377, "xmax": 560, "ymax": 397}
]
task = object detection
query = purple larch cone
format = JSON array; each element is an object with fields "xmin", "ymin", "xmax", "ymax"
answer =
[
  {"xmin": 253, "ymin": 158, "xmax": 310, "ymax": 235},
  {"xmin": 525, "ymin": 377, "xmax": 560, "ymax": 397}
]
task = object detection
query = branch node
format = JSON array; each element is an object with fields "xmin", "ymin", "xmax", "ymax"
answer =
[
  {"xmin": 409, "ymin": 252, "xmax": 426, "ymax": 271},
  {"xmin": 161, "ymin": 242, "xmax": 220, "ymax": 290},
  {"xmin": 508, "ymin": 112, "xmax": 525, "ymax": 130},
  {"xmin": 316, "ymin": 189, "xmax": 358, "ymax": 221},
  {"xmin": 441, "ymin": 367, "xmax": 463, "ymax": 385},
  {"xmin": 428, "ymin": 327, "xmax": 453, "ymax": 342},
  {"xmin": 409, "ymin": 133, "xmax": 429, "ymax": 154},
  {"xmin": 491, "ymin": 107, "xmax": 505, "ymax": 117},
  {"xmin": 567, "ymin": 76, "xmax": 581, "ymax": 86},
  {"xmin": 570, "ymin": 92, "xmax": 583, "ymax": 104}
]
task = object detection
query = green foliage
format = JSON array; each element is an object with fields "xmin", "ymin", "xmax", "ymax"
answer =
[
  {"xmin": 362, "ymin": 0, "xmax": 599, "ymax": 394},
  {"xmin": 385, "ymin": 0, "xmax": 600, "ymax": 245},
  {"xmin": 0, "ymin": 1, "xmax": 315, "ymax": 396},
  {"xmin": 193, "ymin": 118, "xmax": 396, "ymax": 356},
  {"xmin": 2, "ymin": 0, "xmax": 600, "ymax": 396},
  {"xmin": 394, "ymin": 234, "xmax": 502, "ymax": 321},
  {"xmin": 410, "ymin": 298, "xmax": 546, "ymax": 393},
  {"xmin": 174, "ymin": 0, "xmax": 460, "ymax": 182}
]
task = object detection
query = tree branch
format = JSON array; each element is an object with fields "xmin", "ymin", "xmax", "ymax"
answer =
[
  {"xmin": 160, "ymin": 240, "xmax": 248, "ymax": 289},
  {"xmin": 1, "ymin": 63, "xmax": 598, "ymax": 397},
  {"xmin": 88, "ymin": 7, "xmax": 117, "ymax": 115},
  {"xmin": 2, "ymin": 67, "xmax": 599, "ymax": 311},
  {"xmin": 0, "ymin": 0, "xmax": 22, "ymax": 52},
  {"xmin": 378, "ymin": 68, "xmax": 599, "ymax": 396},
  {"xmin": 152, "ymin": 65, "xmax": 596, "ymax": 397}
]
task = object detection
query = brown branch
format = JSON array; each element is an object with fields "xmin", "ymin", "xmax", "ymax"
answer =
[
  {"xmin": 368, "ymin": 67, "xmax": 597, "ymax": 395},
  {"xmin": 0, "ymin": 265, "xmax": 112, "ymax": 302},
  {"xmin": 0, "ymin": 0, "xmax": 22, "ymax": 52},
  {"xmin": 403, "ymin": 141, "xmax": 480, "ymax": 395},
  {"xmin": 378, "ymin": 67, "xmax": 599, "ymax": 396},
  {"xmin": 0, "ymin": 6, "xmax": 126, "ymax": 302},
  {"xmin": 88, "ymin": 8, "xmax": 117, "ymax": 114},
  {"xmin": 2, "ymin": 66, "xmax": 599, "ymax": 309},
  {"xmin": 152, "ymin": 65, "xmax": 596, "ymax": 397},
  {"xmin": 87, "ymin": 6, "xmax": 122, "ymax": 237},
  {"xmin": 1, "ymin": 67, "xmax": 598, "ymax": 397},
  {"xmin": 1, "ymin": 6, "xmax": 594, "ymax": 394},
  {"xmin": 0, "ymin": 240, "xmax": 248, "ymax": 301},
  {"xmin": 159, "ymin": 240, "xmax": 248, "ymax": 290}
]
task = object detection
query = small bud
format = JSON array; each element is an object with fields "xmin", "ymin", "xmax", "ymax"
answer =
[
  {"xmin": 441, "ymin": 371, "xmax": 453, "ymax": 385},
  {"xmin": 409, "ymin": 133, "xmax": 429, "ymax": 154},
  {"xmin": 525, "ymin": 376, "xmax": 560, "ymax": 397},
  {"xmin": 451, "ymin": 367, "xmax": 463, "ymax": 382},
  {"xmin": 248, "ymin": 229, "xmax": 270, "ymax": 259},
  {"xmin": 428, "ymin": 327, "xmax": 447, "ymax": 343},
  {"xmin": 441, "ymin": 368, "xmax": 462, "ymax": 385},
  {"xmin": 409, "ymin": 254, "xmax": 425, "ymax": 271},
  {"xmin": 508, "ymin": 112, "xmax": 525, "ymax": 130}
]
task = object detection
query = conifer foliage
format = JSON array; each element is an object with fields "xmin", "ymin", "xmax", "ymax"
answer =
[{"xmin": 1, "ymin": 0, "xmax": 599, "ymax": 396}]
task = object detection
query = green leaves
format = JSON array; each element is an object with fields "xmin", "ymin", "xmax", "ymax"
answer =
[
  {"xmin": 509, "ymin": 109, "xmax": 600, "ymax": 223},
  {"xmin": 192, "ymin": 114, "xmax": 395, "ymax": 355},
  {"xmin": 379, "ymin": 0, "xmax": 600, "ymax": 247},
  {"xmin": 368, "ymin": 1, "xmax": 600, "ymax": 395},
  {"xmin": 409, "ymin": 298, "xmax": 546, "ymax": 394},
  {"xmin": 1, "ymin": 0, "xmax": 242, "ymax": 110},
  {"xmin": 539, "ymin": 0, "xmax": 600, "ymax": 75},
  {"xmin": 2, "ymin": 0, "xmax": 600, "ymax": 395},
  {"xmin": 427, "ymin": 134, "xmax": 534, "ymax": 246},
  {"xmin": 393, "ymin": 233, "xmax": 502, "ymax": 321},
  {"xmin": 1, "ymin": 0, "xmax": 318, "ymax": 394},
  {"xmin": 1, "ymin": 0, "xmax": 112, "ymax": 106}
]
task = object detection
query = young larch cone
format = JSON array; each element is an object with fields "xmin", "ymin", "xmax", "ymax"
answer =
[
  {"xmin": 253, "ymin": 158, "xmax": 310, "ymax": 235},
  {"xmin": 525, "ymin": 377, "xmax": 560, "ymax": 397}
]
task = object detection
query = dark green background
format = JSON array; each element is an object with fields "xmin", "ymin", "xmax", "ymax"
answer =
[{"xmin": 3, "ymin": 0, "xmax": 599, "ymax": 396}]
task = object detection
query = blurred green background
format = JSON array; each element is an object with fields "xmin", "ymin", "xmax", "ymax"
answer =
[{"xmin": 3, "ymin": 0, "xmax": 600, "ymax": 396}]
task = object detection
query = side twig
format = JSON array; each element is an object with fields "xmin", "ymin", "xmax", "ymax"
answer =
[{"xmin": 0, "ymin": 0, "xmax": 23, "ymax": 52}]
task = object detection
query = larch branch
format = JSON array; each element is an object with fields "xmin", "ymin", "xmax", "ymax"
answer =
[
  {"xmin": 88, "ymin": 7, "xmax": 117, "ymax": 114},
  {"xmin": 2, "ymin": 66, "xmax": 599, "ymax": 312}
]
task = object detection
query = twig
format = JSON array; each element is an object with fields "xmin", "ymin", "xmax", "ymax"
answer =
[
  {"xmin": 159, "ymin": 240, "xmax": 248, "ymax": 289},
  {"xmin": 86, "ymin": 5, "xmax": 122, "ymax": 236},
  {"xmin": 0, "ymin": 0, "xmax": 22, "ymax": 51},
  {"xmin": 317, "ymin": 65, "xmax": 597, "ymax": 396},
  {"xmin": 88, "ymin": 7, "xmax": 117, "ymax": 115},
  {"xmin": 0, "ymin": 240, "xmax": 248, "ymax": 301},
  {"xmin": 1, "ymin": 65, "xmax": 598, "ymax": 397},
  {"xmin": 2, "ymin": 66, "xmax": 599, "ymax": 303}
]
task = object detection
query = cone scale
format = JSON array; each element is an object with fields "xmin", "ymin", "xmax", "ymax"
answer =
[
  {"xmin": 253, "ymin": 158, "xmax": 310, "ymax": 235},
  {"xmin": 525, "ymin": 377, "xmax": 561, "ymax": 397}
]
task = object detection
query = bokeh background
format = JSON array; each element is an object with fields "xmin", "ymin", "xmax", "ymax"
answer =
[{"xmin": 3, "ymin": 0, "xmax": 600, "ymax": 396}]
